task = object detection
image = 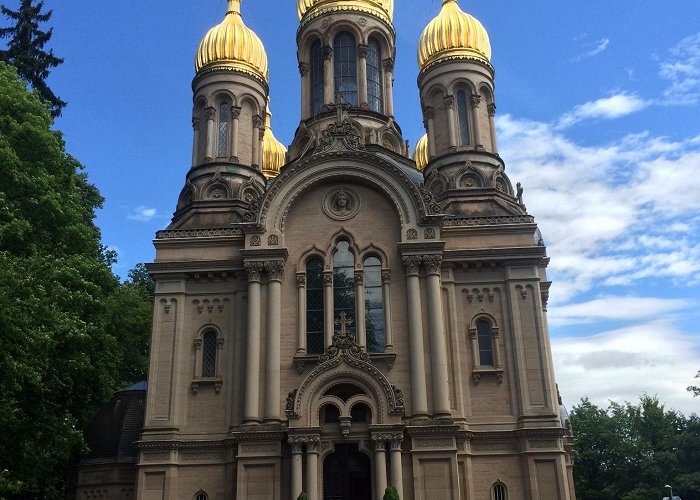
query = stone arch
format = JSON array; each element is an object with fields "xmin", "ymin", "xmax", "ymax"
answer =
[
  {"xmin": 365, "ymin": 29, "xmax": 392, "ymax": 58},
  {"xmin": 455, "ymin": 162, "xmax": 487, "ymax": 189},
  {"xmin": 327, "ymin": 21, "xmax": 364, "ymax": 47},
  {"xmin": 298, "ymin": 245, "xmax": 327, "ymax": 271},
  {"xmin": 211, "ymin": 89, "xmax": 237, "ymax": 107},
  {"xmin": 358, "ymin": 244, "xmax": 389, "ymax": 267},
  {"xmin": 298, "ymin": 29, "xmax": 324, "ymax": 61},
  {"xmin": 202, "ymin": 173, "xmax": 232, "ymax": 200},
  {"xmin": 325, "ymin": 228, "xmax": 362, "ymax": 263}
]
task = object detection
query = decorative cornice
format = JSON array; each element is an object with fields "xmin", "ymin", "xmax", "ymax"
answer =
[
  {"xmin": 442, "ymin": 215, "xmax": 535, "ymax": 227},
  {"xmin": 155, "ymin": 228, "xmax": 243, "ymax": 239}
]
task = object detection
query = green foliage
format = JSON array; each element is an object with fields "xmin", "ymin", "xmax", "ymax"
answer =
[
  {"xmin": 689, "ymin": 371, "xmax": 700, "ymax": 397},
  {"xmin": 0, "ymin": 62, "xmax": 152, "ymax": 499},
  {"xmin": 383, "ymin": 485, "xmax": 400, "ymax": 500},
  {"xmin": 296, "ymin": 492, "xmax": 309, "ymax": 500},
  {"xmin": 0, "ymin": 0, "xmax": 65, "ymax": 116},
  {"xmin": 571, "ymin": 396, "xmax": 700, "ymax": 500}
]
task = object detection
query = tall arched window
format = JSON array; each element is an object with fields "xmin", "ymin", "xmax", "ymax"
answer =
[
  {"xmin": 493, "ymin": 483, "xmax": 507, "ymax": 500},
  {"xmin": 366, "ymin": 38, "xmax": 383, "ymax": 113},
  {"xmin": 334, "ymin": 32, "xmax": 358, "ymax": 107},
  {"xmin": 477, "ymin": 319, "xmax": 494, "ymax": 366},
  {"xmin": 333, "ymin": 241, "xmax": 356, "ymax": 329},
  {"xmin": 217, "ymin": 103, "xmax": 229, "ymax": 157},
  {"xmin": 310, "ymin": 40, "xmax": 324, "ymax": 115},
  {"xmin": 363, "ymin": 256, "xmax": 384, "ymax": 352},
  {"xmin": 306, "ymin": 258, "xmax": 324, "ymax": 354},
  {"xmin": 456, "ymin": 90, "xmax": 470, "ymax": 146},
  {"xmin": 202, "ymin": 330, "xmax": 218, "ymax": 377}
]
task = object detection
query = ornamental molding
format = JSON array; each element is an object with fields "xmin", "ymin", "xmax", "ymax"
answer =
[
  {"xmin": 442, "ymin": 215, "xmax": 535, "ymax": 227},
  {"xmin": 155, "ymin": 228, "xmax": 243, "ymax": 239},
  {"xmin": 413, "ymin": 437, "xmax": 454, "ymax": 448}
]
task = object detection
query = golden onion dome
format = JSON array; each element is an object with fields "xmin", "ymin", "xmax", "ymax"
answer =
[
  {"xmin": 413, "ymin": 133, "xmax": 429, "ymax": 171},
  {"xmin": 262, "ymin": 111, "xmax": 287, "ymax": 179},
  {"xmin": 195, "ymin": 0, "xmax": 269, "ymax": 82},
  {"xmin": 297, "ymin": 0, "xmax": 394, "ymax": 24},
  {"xmin": 418, "ymin": 0, "xmax": 491, "ymax": 71}
]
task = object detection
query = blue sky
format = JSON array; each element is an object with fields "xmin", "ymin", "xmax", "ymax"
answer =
[{"xmin": 5, "ymin": 0, "xmax": 699, "ymax": 414}]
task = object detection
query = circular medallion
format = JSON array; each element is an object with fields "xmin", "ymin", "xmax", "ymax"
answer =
[{"xmin": 323, "ymin": 187, "xmax": 361, "ymax": 221}]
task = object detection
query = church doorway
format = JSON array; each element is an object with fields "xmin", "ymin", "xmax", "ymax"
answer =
[{"xmin": 323, "ymin": 443, "xmax": 372, "ymax": 500}]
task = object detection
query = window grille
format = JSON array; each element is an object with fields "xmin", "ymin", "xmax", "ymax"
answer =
[
  {"xmin": 333, "ymin": 32, "xmax": 358, "ymax": 107},
  {"xmin": 457, "ymin": 90, "xmax": 470, "ymax": 146},
  {"xmin": 366, "ymin": 38, "xmax": 383, "ymax": 113},
  {"xmin": 202, "ymin": 331, "xmax": 217, "ymax": 377},
  {"xmin": 217, "ymin": 103, "xmax": 229, "ymax": 156},
  {"xmin": 310, "ymin": 40, "xmax": 324, "ymax": 115}
]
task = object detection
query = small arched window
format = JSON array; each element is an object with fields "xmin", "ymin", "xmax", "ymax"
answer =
[
  {"xmin": 333, "ymin": 241, "xmax": 356, "ymax": 328},
  {"xmin": 366, "ymin": 37, "xmax": 383, "ymax": 113},
  {"xmin": 306, "ymin": 258, "xmax": 325, "ymax": 354},
  {"xmin": 195, "ymin": 492, "xmax": 208, "ymax": 500},
  {"xmin": 456, "ymin": 90, "xmax": 470, "ymax": 146},
  {"xmin": 363, "ymin": 256, "xmax": 384, "ymax": 353},
  {"xmin": 322, "ymin": 404, "xmax": 340, "ymax": 424},
  {"xmin": 310, "ymin": 40, "xmax": 324, "ymax": 115},
  {"xmin": 350, "ymin": 402, "xmax": 371, "ymax": 423},
  {"xmin": 493, "ymin": 483, "xmax": 507, "ymax": 500},
  {"xmin": 202, "ymin": 330, "xmax": 218, "ymax": 377},
  {"xmin": 217, "ymin": 103, "xmax": 229, "ymax": 157},
  {"xmin": 333, "ymin": 32, "xmax": 358, "ymax": 107},
  {"xmin": 477, "ymin": 319, "xmax": 494, "ymax": 366}
]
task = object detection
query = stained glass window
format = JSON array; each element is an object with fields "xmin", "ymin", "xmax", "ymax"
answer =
[
  {"xmin": 202, "ymin": 331, "xmax": 217, "ymax": 377},
  {"xmin": 457, "ymin": 90, "xmax": 470, "ymax": 146},
  {"xmin": 306, "ymin": 258, "xmax": 324, "ymax": 354},
  {"xmin": 333, "ymin": 32, "xmax": 358, "ymax": 107},
  {"xmin": 363, "ymin": 256, "xmax": 384, "ymax": 353},
  {"xmin": 217, "ymin": 103, "xmax": 229, "ymax": 157},
  {"xmin": 477, "ymin": 319, "xmax": 494, "ymax": 366},
  {"xmin": 367, "ymin": 38, "xmax": 383, "ymax": 113},
  {"xmin": 310, "ymin": 40, "xmax": 324, "ymax": 115},
  {"xmin": 333, "ymin": 241, "xmax": 356, "ymax": 334}
]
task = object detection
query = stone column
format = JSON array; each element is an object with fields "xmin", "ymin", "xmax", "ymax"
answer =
[
  {"xmin": 381, "ymin": 269, "xmax": 393, "ymax": 351},
  {"xmin": 299, "ymin": 62, "xmax": 310, "ymax": 120},
  {"xmin": 358, "ymin": 44, "xmax": 368, "ymax": 108},
  {"xmin": 424, "ymin": 108, "xmax": 436, "ymax": 158},
  {"xmin": 289, "ymin": 438, "xmax": 304, "ymax": 500},
  {"xmin": 251, "ymin": 115, "xmax": 263, "ymax": 168},
  {"xmin": 306, "ymin": 438, "xmax": 320, "ymax": 500},
  {"xmin": 191, "ymin": 117, "xmax": 200, "ymax": 167},
  {"xmin": 383, "ymin": 59, "xmax": 395, "ymax": 117},
  {"xmin": 264, "ymin": 260, "xmax": 284, "ymax": 423},
  {"xmin": 424, "ymin": 254, "xmax": 451, "ymax": 418},
  {"xmin": 372, "ymin": 437, "xmax": 388, "ymax": 500},
  {"xmin": 444, "ymin": 96, "xmax": 457, "ymax": 150},
  {"xmin": 243, "ymin": 262, "xmax": 264, "ymax": 424},
  {"xmin": 323, "ymin": 271, "xmax": 334, "ymax": 348},
  {"xmin": 204, "ymin": 106, "xmax": 216, "ymax": 161},
  {"xmin": 230, "ymin": 106, "xmax": 241, "ymax": 161},
  {"xmin": 389, "ymin": 434, "xmax": 404, "ymax": 500},
  {"xmin": 354, "ymin": 269, "xmax": 366, "ymax": 348},
  {"xmin": 323, "ymin": 46, "xmax": 334, "ymax": 106},
  {"xmin": 470, "ymin": 94, "xmax": 483, "ymax": 149},
  {"xmin": 487, "ymin": 102, "xmax": 498, "ymax": 154},
  {"xmin": 402, "ymin": 256, "xmax": 428, "ymax": 417},
  {"xmin": 296, "ymin": 274, "xmax": 307, "ymax": 353}
]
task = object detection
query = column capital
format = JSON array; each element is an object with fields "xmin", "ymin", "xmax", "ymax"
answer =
[
  {"xmin": 244, "ymin": 261, "xmax": 265, "ymax": 282},
  {"xmin": 487, "ymin": 102, "xmax": 497, "ymax": 117},
  {"xmin": 204, "ymin": 106, "xmax": 216, "ymax": 120},
  {"xmin": 401, "ymin": 255, "xmax": 422, "ymax": 276},
  {"xmin": 231, "ymin": 105, "xmax": 242, "ymax": 119},
  {"xmin": 323, "ymin": 271, "xmax": 334, "ymax": 286},
  {"xmin": 470, "ymin": 94, "xmax": 482, "ymax": 109},
  {"xmin": 298, "ymin": 61, "xmax": 310, "ymax": 76},
  {"xmin": 192, "ymin": 117, "xmax": 200, "ymax": 130},
  {"xmin": 422, "ymin": 106, "xmax": 434, "ymax": 120},
  {"xmin": 381, "ymin": 269, "xmax": 391, "ymax": 285},
  {"xmin": 358, "ymin": 44, "xmax": 368, "ymax": 58},
  {"xmin": 253, "ymin": 114, "xmax": 264, "ymax": 129},
  {"xmin": 422, "ymin": 254, "xmax": 443, "ymax": 275},
  {"xmin": 388, "ymin": 432, "xmax": 404, "ymax": 450},
  {"xmin": 382, "ymin": 57, "xmax": 395, "ymax": 72},
  {"xmin": 354, "ymin": 269, "xmax": 364, "ymax": 285},
  {"xmin": 323, "ymin": 45, "xmax": 333, "ymax": 60},
  {"xmin": 443, "ymin": 95, "xmax": 455, "ymax": 109},
  {"xmin": 265, "ymin": 260, "xmax": 285, "ymax": 281},
  {"xmin": 296, "ymin": 273, "xmax": 306, "ymax": 287}
]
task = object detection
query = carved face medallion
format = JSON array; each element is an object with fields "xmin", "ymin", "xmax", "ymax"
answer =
[{"xmin": 323, "ymin": 186, "xmax": 360, "ymax": 221}]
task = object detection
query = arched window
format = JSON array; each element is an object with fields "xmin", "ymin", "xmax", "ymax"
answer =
[
  {"xmin": 322, "ymin": 404, "xmax": 340, "ymax": 424},
  {"xmin": 456, "ymin": 90, "xmax": 470, "ymax": 146},
  {"xmin": 334, "ymin": 32, "xmax": 358, "ymax": 107},
  {"xmin": 306, "ymin": 258, "xmax": 324, "ymax": 354},
  {"xmin": 493, "ymin": 483, "xmax": 507, "ymax": 500},
  {"xmin": 366, "ymin": 38, "xmax": 383, "ymax": 113},
  {"xmin": 202, "ymin": 330, "xmax": 218, "ymax": 377},
  {"xmin": 195, "ymin": 492, "xmax": 208, "ymax": 500},
  {"xmin": 350, "ymin": 402, "xmax": 371, "ymax": 423},
  {"xmin": 363, "ymin": 256, "xmax": 384, "ymax": 353},
  {"xmin": 477, "ymin": 319, "xmax": 494, "ymax": 366},
  {"xmin": 333, "ymin": 241, "xmax": 356, "ymax": 328},
  {"xmin": 217, "ymin": 103, "xmax": 229, "ymax": 157},
  {"xmin": 310, "ymin": 40, "xmax": 324, "ymax": 115}
]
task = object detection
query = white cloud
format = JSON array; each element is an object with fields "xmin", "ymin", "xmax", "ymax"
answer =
[
  {"xmin": 660, "ymin": 32, "xmax": 700, "ymax": 105},
  {"xmin": 128, "ymin": 206, "xmax": 158, "ymax": 222},
  {"xmin": 548, "ymin": 296, "xmax": 694, "ymax": 326},
  {"xmin": 557, "ymin": 93, "xmax": 648, "ymax": 128},
  {"xmin": 553, "ymin": 323, "xmax": 700, "ymax": 415},
  {"xmin": 576, "ymin": 37, "xmax": 610, "ymax": 61}
]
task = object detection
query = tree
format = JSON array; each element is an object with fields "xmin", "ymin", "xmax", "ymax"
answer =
[
  {"xmin": 0, "ymin": 62, "xmax": 152, "ymax": 499},
  {"xmin": 570, "ymin": 395, "xmax": 700, "ymax": 500},
  {"xmin": 296, "ymin": 493, "xmax": 309, "ymax": 500},
  {"xmin": 383, "ymin": 486, "xmax": 400, "ymax": 500},
  {"xmin": 0, "ymin": 0, "xmax": 65, "ymax": 116},
  {"xmin": 689, "ymin": 371, "xmax": 700, "ymax": 397}
]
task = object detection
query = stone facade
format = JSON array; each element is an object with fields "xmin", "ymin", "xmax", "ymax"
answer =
[{"xmin": 72, "ymin": 1, "xmax": 576, "ymax": 499}]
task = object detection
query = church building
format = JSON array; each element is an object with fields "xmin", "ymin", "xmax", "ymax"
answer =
[{"xmin": 72, "ymin": 1, "xmax": 576, "ymax": 499}]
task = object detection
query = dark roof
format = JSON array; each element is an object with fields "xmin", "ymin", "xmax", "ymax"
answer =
[{"xmin": 83, "ymin": 382, "xmax": 146, "ymax": 460}]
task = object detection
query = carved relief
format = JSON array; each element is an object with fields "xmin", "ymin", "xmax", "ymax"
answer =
[
  {"xmin": 250, "ymin": 235, "xmax": 262, "ymax": 247},
  {"xmin": 268, "ymin": 234, "xmax": 279, "ymax": 246},
  {"xmin": 323, "ymin": 186, "xmax": 361, "ymax": 221},
  {"xmin": 424, "ymin": 227, "xmax": 436, "ymax": 240},
  {"xmin": 265, "ymin": 260, "xmax": 285, "ymax": 281},
  {"xmin": 414, "ymin": 437, "xmax": 454, "ymax": 448}
]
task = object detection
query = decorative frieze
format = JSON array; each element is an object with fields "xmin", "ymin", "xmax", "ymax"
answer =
[
  {"xmin": 238, "ymin": 443, "xmax": 279, "ymax": 456},
  {"xmin": 155, "ymin": 228, "xmax": 243, "ymax": 239},
  {"xmin": 142, "ymin": 452, "xmax": 170, "ymax": 463},
  {"xmin": 442, "ymin": 215, "xmax": 535, "ymax": 227},
  {"xmin": 471, "ymin": 441, "xmax": 519, "ymax": 453},
  {"xmin": 413, "ymin": 437, "xmax": 454, "ymax": 449}
]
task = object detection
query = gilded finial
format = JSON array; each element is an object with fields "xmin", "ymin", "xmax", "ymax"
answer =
[{"xmin": 227, "ymin": 0, "xmax": 241, "ymax": 14}]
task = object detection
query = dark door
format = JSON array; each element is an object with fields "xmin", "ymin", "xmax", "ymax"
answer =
[{"xmin": 323, "ymin": 443, "xmax": 372, "ymax": 500}]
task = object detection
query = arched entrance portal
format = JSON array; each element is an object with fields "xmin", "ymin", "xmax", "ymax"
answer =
[{"xmin": 323, "ymin": 444, "xmax": 372, "ymax": 500}]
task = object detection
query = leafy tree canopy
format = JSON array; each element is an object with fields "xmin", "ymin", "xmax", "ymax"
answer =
[
  {"xmin": 0, "ymin": 0, "xmax": 65, "ymax": 116},
  {"xmin": 689, "ymin": 371, "xmax": 700, "ymax": 397}
]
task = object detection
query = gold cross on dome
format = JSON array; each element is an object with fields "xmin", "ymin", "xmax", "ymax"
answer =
[{"xmin": 334, "ymin": 311, "xmax": 354, "ymax": 336}]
